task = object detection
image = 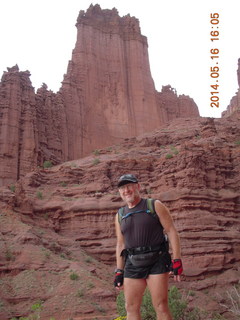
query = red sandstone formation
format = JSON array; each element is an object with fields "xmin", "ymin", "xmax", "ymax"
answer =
[
  {"xmin": 157, "ymin": 85, "xmax": 198, "ymax": 122},
  {"xmin": 35, "ymin": 84, "xmax": 69, "ymax": 165},
  {"xmin": 0, "ymin": 67, "xmax": 68, "ymax": 186},
  {"xmin": 0, "ymin": 65, "xmax": 38, "ymax": 186},
  {"xmin": 0, "ymin": 113, "xmax": 239, "ymax": 319},
  {"xmin": 222, "ymin": 89, "xmax": 240, "ymax": 117},
  {"xmin": 0, "ymin": 5, "xmax": 200, "ymax": 187},
  {"xmin": 237, "ymin": 58, "xmax": 240, "ymax": 87},
  {"xmin": 222, "ymin": 58, "xmax": 240, "ymax": 117}
]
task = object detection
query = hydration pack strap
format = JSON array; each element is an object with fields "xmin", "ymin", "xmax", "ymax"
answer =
[{"xmin": 121, "ymin": 209, "xmax": 151, "ymax": 220}]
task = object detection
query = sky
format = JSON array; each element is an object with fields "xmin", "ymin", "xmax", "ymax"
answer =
[{"xmin": 0, "ymin": 0, "xmax": 240, "ymax": 118}]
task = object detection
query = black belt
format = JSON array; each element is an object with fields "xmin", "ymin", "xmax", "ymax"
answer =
[{"xmin": 121, "ymin": 243, "xmax": 166, "ymax": 257}]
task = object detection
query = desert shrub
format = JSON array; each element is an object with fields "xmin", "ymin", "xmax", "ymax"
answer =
[
  {"xmin": 211, "ymin": 313, "xmax": 226, "ymax": 320},
  {"xmin": 85, "ymin": 256, "xmax": 94, "ymax": 263},
  {"xmin": 220, "ymin": 285, "xmax": 240, "ymax": 318},
  {"xmin": 116, "ymin": 291, "xmax": 126, "ymax": 317},
  {"xmin": 141, "ymin": 289, "xmax": 156, "ymax": 319},
  {"xmin": 93, "ymin": 158, "xmax": 100, "ymax": 165},
  {"xmin": 116, "ymin": 286, "xmax": 207, "ymax": 320},
  {"xmin": 169, "ymin": 286, "xmax": 209, "ymax": 320},
  {"xmin": 169, "ymin": 286, "xmax": 187, "ymax": 319},
  {"xmin": 234, "ymin": 140, "xmax": 240, "ymax": 145},
  {"xmin": 31, "ymin": 301, "xmax": 43, "ymax": 312},
  {"xmin": 93, "ymin": 149, "xmax": 100, "ymax": 156},
  {"xmin": 36, "ymin": 191, "xmax": 43, "ymax": 199},
  {"xmin": 76, "ymin": 288, "xmax": 85, "ymax": 298},
  {"xmin": 9, "ymin": 184, "xmax": 16, "ymax": 192},
  {"xmin": 70, "ymin": 272, "xmax": 79, "ymax": 280},
  {"xmin": 165, "ymin": 153, "xmax": 173, "ymax": 159},
  {"xmin": 5, "ymin": 249, "xmax": 15, "ymax": 261},
  {"xmin": 43, "ymin": 160, "xmax": 53, "ymax": 168}
]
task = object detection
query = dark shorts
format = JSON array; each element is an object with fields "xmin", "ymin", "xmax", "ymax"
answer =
[{"xmin": 124, "ymin": 251, "xmax": 171, "ymax": 279}]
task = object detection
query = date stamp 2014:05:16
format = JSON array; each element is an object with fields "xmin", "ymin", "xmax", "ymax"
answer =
[{"xmin": 210, "ymin": 13, "xmax": 220, "ymax": 108}]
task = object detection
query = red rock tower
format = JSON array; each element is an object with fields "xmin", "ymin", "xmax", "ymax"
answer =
[
  {"xmin": 61, "ymin": 4, "xmax": 164, "ymax": 158},
  {"xmin": 0, "ymin": 65, "xmax": 38, "ymax": 186}
]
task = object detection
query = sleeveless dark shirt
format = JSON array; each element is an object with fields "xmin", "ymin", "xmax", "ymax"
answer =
[{"xmin": 120, "ymin": 198, "xmax": 165, "ymax": 249}]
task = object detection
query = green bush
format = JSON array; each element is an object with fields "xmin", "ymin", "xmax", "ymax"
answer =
[
  {"xmin": 169, "ymin": 286, "xmax": 187, "ymax": 319},
  {"xmin": 93, "ymin": 149, "xmax": 100, "ymax": 156},
  {"xmin": 165, "ymin": 153, "xmax": 173, "ymax": 159},
  {"xmin": 210, "ymin": 313, "xmax": 226, "ymax": 320},
  {"xmin": 116, "ymin": 286, "xmax": 207, "ymax": 320},
  {"xmin": 31, "ymin": 301, "xmax": 43, "ymax": 312},
  {"xmin": 93, "ymin": 158, "xmax": 100, "ymax": 165},
  {"xmin": 43, "ymin": 160, "xmax": 53, "ymax": 168},
  {"xmin": 36, "ymin": 191, "xmax": 43, "ymax": 199},
  {"xmin": 70, "ymin": 272, "xmax": 79, "ymax": 280},
  {"xmin": 235, "ymin": 140, "xmax": 240, "ymax": 145},
  {"xmin": 5, "ymin": 249, "xmax": 15, "ymax": 261},
  {"xmin": 9, "ymin": 184, "xmax": 16, "ymax": 192},
  {"xmin": 116, "ymin": 290, "xmax": 126, "ymax": 317},
  {"xmin": 76, "ymin": 288, "xmax": 85, "ymax": 298},
  {"xmin": 85, "ymin": 256, "xmax": 93, "ymax": 263},
  {"xmin": 141, "ymin": 289, "xmax": 156, "ymax": 319}
]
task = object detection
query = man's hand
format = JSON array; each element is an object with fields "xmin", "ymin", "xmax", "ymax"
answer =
[
  {"xmin": 170, "ymin": 259, "xmax": 183, "ymax": 282},
  {"xmin": 114, "ymin": 269, "xmax": 124, "ymax": 289}
]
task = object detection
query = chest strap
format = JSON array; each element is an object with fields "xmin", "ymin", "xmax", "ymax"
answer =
[{"xmin": 121, "ymin": 209, "xmax": 151, "ymax": 220}]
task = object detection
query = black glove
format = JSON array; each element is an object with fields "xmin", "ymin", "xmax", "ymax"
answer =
[
  {"xmin": 114, "ymin": 269, "xmax": 124, "ymax": 287},
  {"xmin": 170, "ymin": 259, "xmax": 183, "ymax": 275}
]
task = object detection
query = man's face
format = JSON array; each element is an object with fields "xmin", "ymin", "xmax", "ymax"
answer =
[{"xmin": 118, "ymin": 182, "xmax": 140, "ymax": 204}]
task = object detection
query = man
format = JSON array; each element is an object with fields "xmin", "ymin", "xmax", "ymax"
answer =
[{"xmin": 114, "ymin": 174, "xmax": 183, "ymax": 320}]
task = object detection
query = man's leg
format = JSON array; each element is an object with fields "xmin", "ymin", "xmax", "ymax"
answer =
[
  {"xmin": 124, "ymin": 277, "xmax": 147, "ymax": 320},
  {"xmin": 146, "ymin": 273, "xmax": 172, "ymax": 320}
]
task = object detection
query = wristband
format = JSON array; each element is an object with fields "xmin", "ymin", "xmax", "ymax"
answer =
[
  {"xmin": 170, "ymin": 259, "xmax": 183, "ymax": 275},
  {"xmin": 114, "ymin": 268, "xmax": 124, "ymax": 274}
]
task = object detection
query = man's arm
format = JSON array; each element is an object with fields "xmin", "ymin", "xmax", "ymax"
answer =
[
  {"xmin": 154, "ymin": 200, "xmax": 182, "ymax": 281},
  {"xmin": 115, "ymin": 213, "xmax": 125, "ymax": 270}
]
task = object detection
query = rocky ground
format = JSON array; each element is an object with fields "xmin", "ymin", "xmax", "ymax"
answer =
[{"xmin": 0, "ymin": 114, "xmax": 240, "ymax": 319}]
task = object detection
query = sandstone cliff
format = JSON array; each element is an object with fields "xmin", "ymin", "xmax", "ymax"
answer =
[
  {"xmin": 0, "ymin": 4, "xmax": 199, "ymax": 187},
  {"xmin": 222, "ymin": 58, "xmax": 240, "ymax": 117},
  {"xmin": 0, "ymin": 113, "xmax": 239, "ymax": 319}
]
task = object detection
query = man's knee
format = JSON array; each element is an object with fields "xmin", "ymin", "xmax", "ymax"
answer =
[
  {"xmin": 153, "ymin": 297, "xmax": 169, "ymax": 313},
  {"xmin": 125, "ymin": 300, "xmax": 141, "ymax": 314}
]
